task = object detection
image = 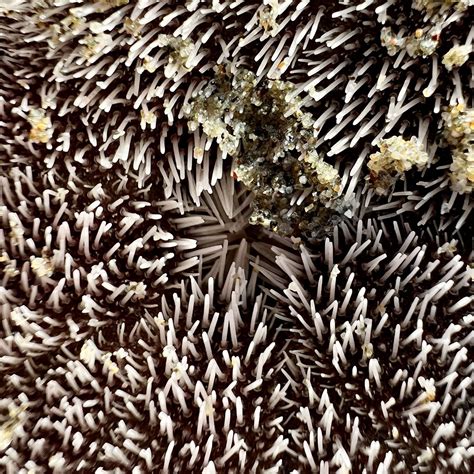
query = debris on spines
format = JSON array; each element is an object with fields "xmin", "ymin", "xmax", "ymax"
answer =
[
  {"xmin": 367, "ymin": 136, "xmax": 429, "ymax": 195},
  {"xmin": 442, "ymin": 103, "xmax": 474, "ymax": 193},
  {"xmin": 381, "ymin": 0, "xmax": 472, "ymax": 58},
  {"xmin": 442, "ymin": 44, "xmax": 472, "ymax": 71},
  {"xmin": 185, "ymin": 66, "xmax": 344, "ymax": 240},
  {"xmin": 156, "ymin": 34, "xmax": 195, "ymax": 79},
  {"xmin": 0, "ymin": 1, "xmax": 473, "ymax": 472},
  {"xmin": 3, "ymin": 0, "xmax": 471, "ymax": 233},
  {"xmin": 27, "ymin": 108, "xmax": 53, "ymax": 144}
]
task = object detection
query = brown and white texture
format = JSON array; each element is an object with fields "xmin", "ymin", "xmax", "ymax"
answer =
[{"xmin": 0, "ymin": 1, "xmax": 473, "ymax": 473}]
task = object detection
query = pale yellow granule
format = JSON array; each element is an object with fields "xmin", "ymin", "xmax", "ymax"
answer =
[
  {"xmin": 27, "ymin": 108, "xmax": 53, "ymax": 144},
  {"xmin": 418, "ymin": 377, "xmax": 436, "ymax": 403},
  {"xmin": 30, "ymin": 255, "xmax": 54, "ymax": 278},
  {"xmin": 0, "ymin": 403, "xmax": 27, "ymax": 451},
  {"xmin": 80, "ymin": 339, "xmax": 98, "ymax": 365},
  {"xmin": 368, "ymin": 136, "xmax": 429, "ymax": 195},
  {"xmin": 442, "ymin": 45, "xmax": 472, "ymax": 71},
  {"xmin": 442, "ymin": 103, "xmax": 474, "ymax": 148},
  {"xmin": 124, "ymin": 17, "xmax": 142, "ymax": 37},
  {"xmin": 305, "ymin": 155, "xmax": 341, "ymax": 195},
  {"xmin": 80, "ymin": 339, "xmax": 120, "ymax": 374},
  {"xmin": 126, "ymin": 281, "xmax": 147, "ymax": 299},
  {"xmin": 258, "ymin": 0, "xmax": 280, "ymax": 37},
  {"xmin": 1, "ymin": 252, "xmax": 19, "ymax": 277},
  {"xmin": 450, "ymin": 148, "xmax": 474, "ymax": 193},
  {"xmin": 140, "ymin": 109, "xmax": 157, "ymax": 129},
  {"xmin": 442, "ymin": 104, "xmax": 474, "ymax": 193},
  {"xmin": 233, "ymin": 164, "xmax": 256, "ymax": 188},
  {"xmin": 156, "ymin": 34, "xmax": 194, "ymax": 78},
  {"xmin": 79, "ymin": 32, "xmax": 112, "ymax": 59},
  {"xmin": 8, "ymin": 217, "xmax": 24, "ymax": 245},
  {"xmin": 142, "ymin": 56, "xmax": 158, "ymax": 73},
  {"xmin": 101, "ymin": 353, "xmax": 119, "ymax": 374}
]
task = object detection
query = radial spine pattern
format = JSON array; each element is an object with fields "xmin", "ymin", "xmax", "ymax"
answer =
[{"xmin": 1, "ymin": 1, "xmax": 473, "ymax": 473}]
